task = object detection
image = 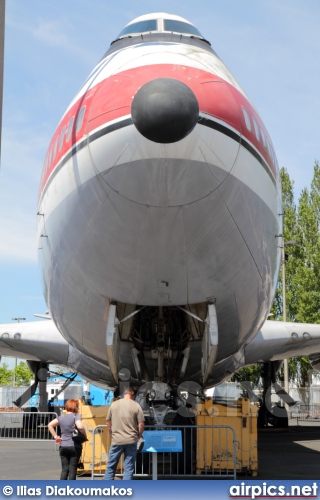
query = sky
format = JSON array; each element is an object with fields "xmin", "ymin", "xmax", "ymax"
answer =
[{"xmin": 0, "ymin": 0, "xmax": 320, "ymax": 332}]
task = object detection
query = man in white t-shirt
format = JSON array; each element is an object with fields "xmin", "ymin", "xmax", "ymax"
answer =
[{"xmin": 104, "ymin": 387, "xmax": 145, "ymax": 480}]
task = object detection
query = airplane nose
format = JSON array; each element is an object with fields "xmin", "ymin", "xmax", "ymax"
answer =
[{"xmin": 131, "ymin": 78, "xmax": 199, "ymax": 143}]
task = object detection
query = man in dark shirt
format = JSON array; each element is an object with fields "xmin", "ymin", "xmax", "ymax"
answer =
[{"xmin": 104, "ymin": 387, "xmax": 145, "ymax": 480}]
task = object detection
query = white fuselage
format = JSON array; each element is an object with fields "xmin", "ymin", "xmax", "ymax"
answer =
[{"xmin": 37, "ymin": 26, "xmax": 282, "ymax": 387}]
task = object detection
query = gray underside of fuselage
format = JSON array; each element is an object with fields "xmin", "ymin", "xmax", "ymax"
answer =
[{"xmin": 38, "ymin": 149, "xmax": 280, "ymax": 385}]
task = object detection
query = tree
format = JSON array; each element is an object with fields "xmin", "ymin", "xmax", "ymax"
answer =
[
  {"xmin": 0, "ymin": 363, "xmax": 14, "ymax": 386},
  {"xmin": 49, "ymin": 364, "xmax": 73, "ymax": 375},
  {"xmin": 288, "ymin": 162, "xmax": 320, "ymax": 402},
  {"xmin": 236, "ymin": 164, "xmax": 320, "ymax": 393},
  {"xmin": 274, "ymin": 163, "xmax": 320, "ymax": 399},
  {"xmin": 13, "ymin": 362, "xmax": 33, "ymax": 386},
  {"xmin": 288, "ymin": 357, "xmax": 312, "ymax": 404},
  {"xmin": 231, "ymin": 365, "xmax": 262, "ymax": 387},
  {"xmin": 294, "ymin": 163, "xmax": 320, "ymax": 323},
  {"xmin": 270, "ymin": 167, "xmax": 298, "ymax": 321}
]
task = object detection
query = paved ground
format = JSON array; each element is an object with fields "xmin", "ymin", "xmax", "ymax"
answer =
[
  {"xmin": 1, "ymin": 423, "xmax": 320, "ymax": 480},
  {"xmin": 257, "ymin": 425, "xmax": 320, "ymax": 480},
  {"xmin": 0, "ymin": 441, "xmax": 61, "ymax": 480}
]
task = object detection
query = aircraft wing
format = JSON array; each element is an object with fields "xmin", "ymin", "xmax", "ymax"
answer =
[
  {"xmin": 0, "ymin": 320, "xmax": 115, "ymax": 389},
  {"xmin": 245, "ymin": 320, "xmax": 320, "ymax": 365},
  {"xmin": 1, "ymin": 318, "xmax": 320, "ymax": 387},
  {"xmin": 0, "ymin": 320, "xmax": 69, "ymax": 364}
]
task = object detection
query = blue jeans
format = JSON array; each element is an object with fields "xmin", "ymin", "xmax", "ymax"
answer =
[{"xmin": 104, "ymin": 443, "xmax": 137, "ymax": 480}]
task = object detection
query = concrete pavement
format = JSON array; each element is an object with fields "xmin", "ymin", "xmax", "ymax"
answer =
[{"xmin": 1, "ymin": 425, "xmax": 320, "ymax": 480}]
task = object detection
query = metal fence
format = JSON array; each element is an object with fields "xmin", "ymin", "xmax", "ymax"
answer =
[
  {"xmin": 91, "ymin": 424, "xmax": 237, "ymax": 480},
  {"xmin": 289, "ymin": 404, "xmax": 320, "ymax": 423},
  {"xmin": 0, "ymin": 387, "xmax": 31, "ymax": 408},
  {"xmin": 0, "ymin": 411, "xmax": 58, "ymax": 440}
]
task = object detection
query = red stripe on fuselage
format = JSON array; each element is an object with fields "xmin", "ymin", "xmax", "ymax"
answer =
[{"xmin": 39, "ymin": 64, "xmax": 278, "ymax": 200}]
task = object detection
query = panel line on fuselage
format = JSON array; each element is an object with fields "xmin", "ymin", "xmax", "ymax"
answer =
[
  {"xmin": 39, "ymin": 114, "xmax": 276, "ymax": 206},
  {"xmin": 198, "ymin": 116, "xmax": 276, "ymax": 187},
  {"xmin": 38, "ymin": 117, "xmax": 133, "ymax": 204}
]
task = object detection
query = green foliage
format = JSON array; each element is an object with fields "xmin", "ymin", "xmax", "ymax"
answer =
[
  {"xmin": 0, "ymin": 363, "xmax": 14, "ymax": 386},
  {"xmin": 285, "ymin": 162, "xmax": 320, "ymax": 324},
  {"xmin": 242, "ymin": 163, "xmax": 320, "ymax": 389},
  {"xmin": 270, "ymin": 167, "xmax": 298, "ymax": 321},
  {"xmin": 288, "ymin": 357, "xmax": 311, "ymax": 387},
  {"xmin": 0, "ymin": 361, "xmax": 33, "ymax": 387},
  {"xmin": 13, "ymin": 362, "xmax": 33, "ymax": 386},
  {"xmin": 49, "ymin": 365, "xmax": 73, "ymax": 375},
  {"xmin": 232, "ymin": 364, "xmax": 262, "ymax": 387},
  {"xmin": 271, "ymin": 163, "xmax": 320, "ymax": 388}
]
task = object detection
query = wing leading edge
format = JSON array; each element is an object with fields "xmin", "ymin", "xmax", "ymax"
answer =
[
  {"xmin": 0, "ymin": 321, "xmax": 115, "ymax": 390},
  {"xmin": 1, "ymin": 319, "xmax": 320, "ymax": 388},
  {"xmin": 245, "ymin": 320, "xmax": 320, "ymax": 365}
]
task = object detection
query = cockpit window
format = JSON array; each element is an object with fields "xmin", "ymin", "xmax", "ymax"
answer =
[
  {"xmin": 164, "ymin": 19, "xmax": 203, "ymax": 37},
  {"xmin": 117, "ymin": 20, "xmax": 158, "ymax": 37}
]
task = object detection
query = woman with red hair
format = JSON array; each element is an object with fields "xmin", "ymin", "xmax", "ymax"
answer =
[{"xmin": 48, "ymin": 399, "xmax": 87, "ymax": 480}]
